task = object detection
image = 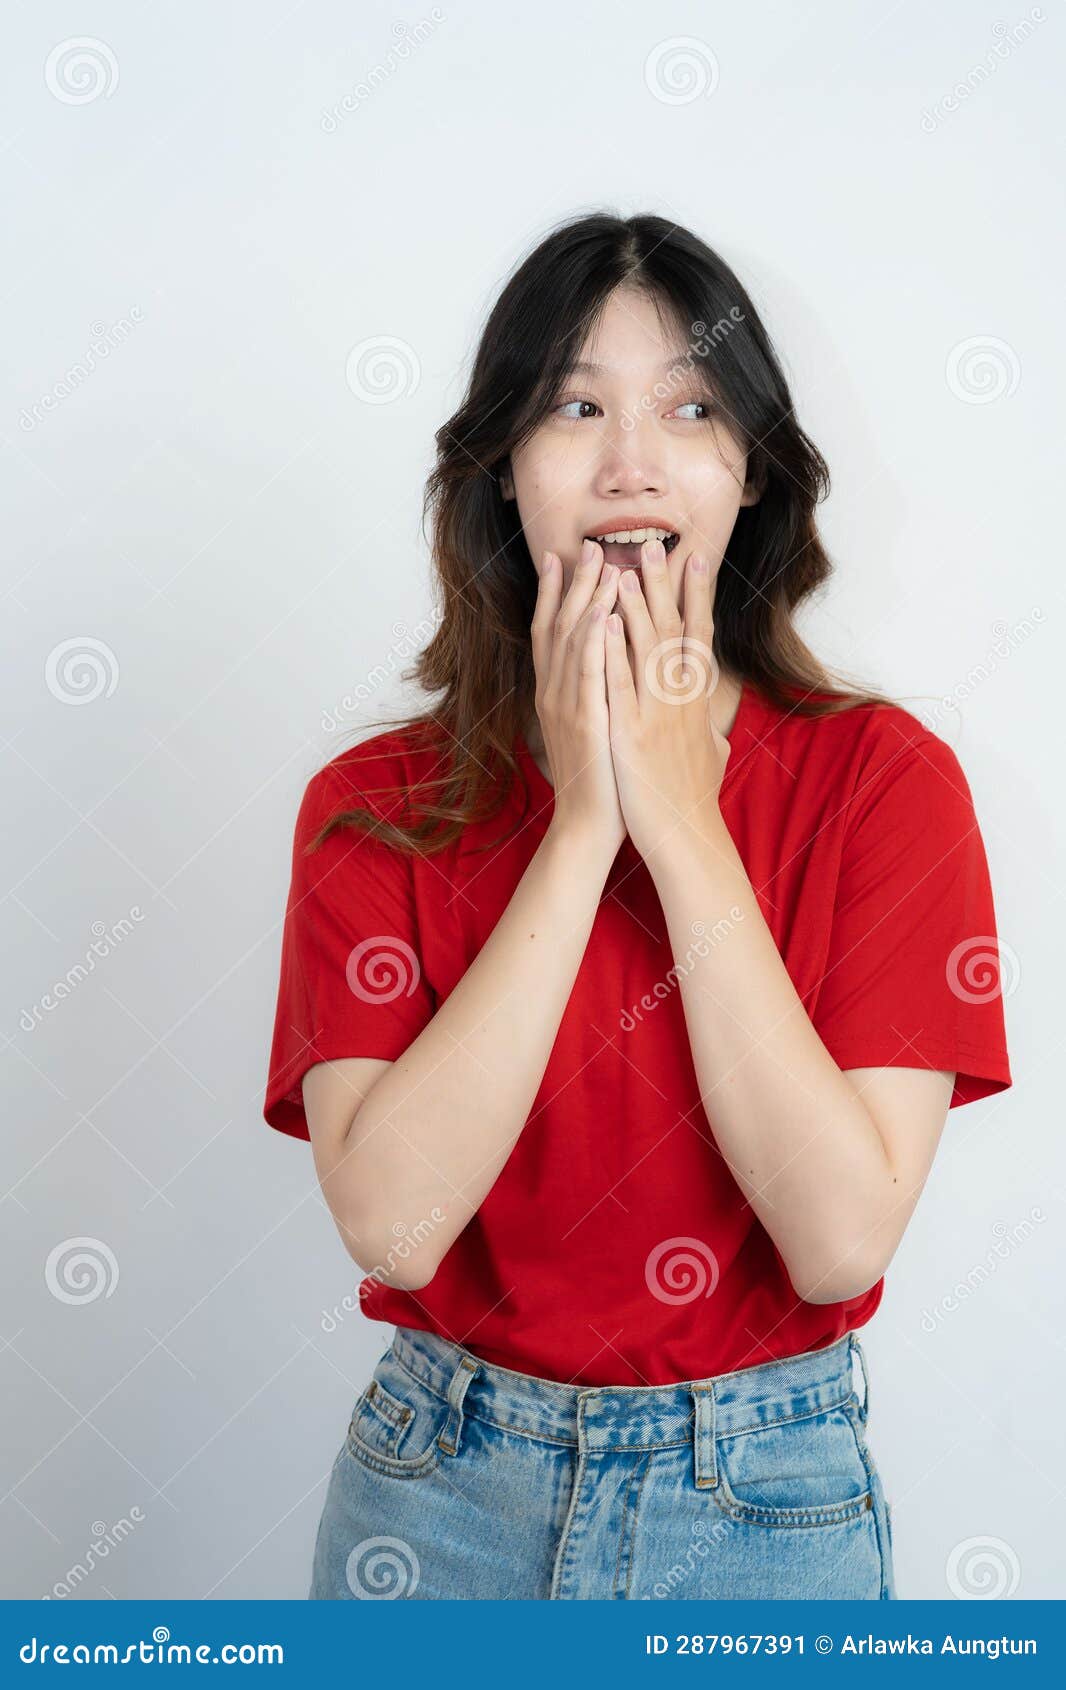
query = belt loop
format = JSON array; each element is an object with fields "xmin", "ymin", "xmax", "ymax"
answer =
[
  {"xmin": 436, "ymin": 1352, "xmax": 479, "ymax": 1457},
  {"xmin": 850, "ymin": 1332, "xmax": 870, "ymax": 1425},
  {"xmin": 690, "ymin": 1385, "xmax": 718, "ymax": 1489}
]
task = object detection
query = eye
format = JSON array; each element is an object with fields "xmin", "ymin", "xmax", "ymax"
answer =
[
  {"xmin": 551, "ymin": 395, "xmax": 717, "ymax": 422},
  {"xmin": 671, "ymin": 399, "xmax": 717, "ymax": 421},
  {"xmin": 554, "ymin": 397, "xmax": 600, "ymax": 420}
]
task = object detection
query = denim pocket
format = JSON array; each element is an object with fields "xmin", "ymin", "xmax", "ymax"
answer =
[
  {"xmin": 344, "ymin": 1348, "xmax": 450, "ymax": 1480},
  {"xmin": 709, "ymin": 1398, "xmax": 874, "ymax": 1528}
]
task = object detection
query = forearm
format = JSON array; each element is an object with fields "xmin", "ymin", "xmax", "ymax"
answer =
[
  {"xmin": 648, "ymin": 802, "xmax": 895, "ymax": 1302},
  {"xmin": 340, "ymin": 822, "xmax": 611, "ymax": 1280}
]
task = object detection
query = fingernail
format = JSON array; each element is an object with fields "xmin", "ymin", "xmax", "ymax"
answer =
[
  {"xmin": 580, "ymin": 537, "xmax": 596, "ymax": 563},
  {"xmin": 645, "ymin": 538, "xmax": 665, "ymax": 562},
  {"xmin": 691, "ymin": 554, "xmax": 708, "ymax": 573},
  {"xmin": 621, "ymin": 569, "xmax": 640, "ymax": 591}
]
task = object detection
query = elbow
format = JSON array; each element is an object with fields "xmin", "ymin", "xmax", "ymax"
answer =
[
  {"xmin": 791, "ymin": 1248, "xmax": 887, "ymax": 1306},
  {"xmin": 340, "ymin": 1208, "xmax": 443, "ymax": 1292},
  {"xmin": 383, "ymin": 1255, "xmax": 440, "ymax": 1292}
]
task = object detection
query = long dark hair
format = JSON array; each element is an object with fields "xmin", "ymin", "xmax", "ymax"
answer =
[{"xmin": 311, "ymin": 210, "xmax": 896, "ymax": 857}]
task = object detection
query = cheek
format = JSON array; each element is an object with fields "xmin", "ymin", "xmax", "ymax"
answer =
[
  {"xmin": 520, "ymin": 435, "xmax": 595, "ymax": 505},
  {"xmin": 684, "ymin": 448, "xmax": 746, "ymax": 515},
  {"xmin": 686, "ymin": 484, "xmax": 745, "ymax": 552},
  {"xmin": 517, "ymin": 470, "xmax": 582, "ymax": 552},
  {"xmin": 528, "ymin": 462, "xmax": 569, "ymax": 508}
]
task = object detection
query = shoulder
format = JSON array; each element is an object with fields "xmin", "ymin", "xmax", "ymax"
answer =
[
  {"xmin": 745, "ymin": 686, "xmax": 984, "ymax": 854},
  {"xmin": 836, "ymin": 699, "xmax": 976, "ymax": 831},
  {"xmin": 300, "ymin": 719, "xmax": 452, "ymax": 825},
  {"xmin": 769, "ymin": 688, "xmax": 975, "ymax": 810}
]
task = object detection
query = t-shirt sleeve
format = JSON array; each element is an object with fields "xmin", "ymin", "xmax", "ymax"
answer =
[
  {"xmin": 812, "ymin": 730, "xmax": 1013, "ymax": 1109},
  {"xmin": 263, "ymin": 762, "xmax": 438, "ymax": 1140}
]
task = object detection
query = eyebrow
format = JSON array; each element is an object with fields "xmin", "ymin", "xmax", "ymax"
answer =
[{"xmin": 565, "ymin": 356, "xmax": 697, "ymax": 378}]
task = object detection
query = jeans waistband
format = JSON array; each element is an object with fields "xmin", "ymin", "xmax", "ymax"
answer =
[{"xmin": 389, "ymin": 1324, "xmax": 868, "ymax": 1457}]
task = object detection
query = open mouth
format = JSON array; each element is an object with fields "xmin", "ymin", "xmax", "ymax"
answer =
[{"xmin": 584, "ymin": 529, "xmax": 681, "ymax": 568}]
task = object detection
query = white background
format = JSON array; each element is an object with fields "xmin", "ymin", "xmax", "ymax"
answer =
[{"xmin": 1, "ymin": 0, "xmax": 1061, "ymax": 1600}]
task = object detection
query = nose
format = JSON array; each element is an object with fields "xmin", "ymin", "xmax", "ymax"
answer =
[{"xmin": 592, "ymin": 414, "xmax": 668, "ymax": 500}]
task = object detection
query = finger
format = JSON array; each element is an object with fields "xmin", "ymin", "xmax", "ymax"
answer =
[
  {"xmin": 681, "ymin": 552, "xmax": 715, "ymax": 695},
  {"xmin": 666, "ymin": 536, "xmax": 688, "ymax": 610},
  {"xmin": 604, "ymin": 612, "xmax": 637, "ymax": 724},
  {"xmin": 576, "ymin": 603, "xmax": 608, "ymax": 730},
  {"xmin": 614, "ymin": 562, "xmax": 659, "ymax": 676},
  {"xmin": 636, "ymin": 536, "xmax": 680, "ymax": 633},
  {"xmin": 547, "ymin": 537, "xmax": 605, "ymax": 693},
  {"xmin": 564, "ymin": 563, "xmax": 619, "ymax": 715},
  {"xmin": 531, "ymin": 550, "xmax": 563, "ymax": 697},
  {"xmin": 564, "ymin": 600, "xmax": 613, "ymax": 782}
]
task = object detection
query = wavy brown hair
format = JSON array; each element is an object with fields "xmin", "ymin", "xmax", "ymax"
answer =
[{"xmin": 311, "ymin": 209, "xmax": 897, "ymax": 859}]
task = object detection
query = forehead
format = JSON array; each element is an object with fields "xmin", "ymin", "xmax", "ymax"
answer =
[{"xmin": 570, "ymin": 288, "xmax": 691, "ymax": 375}]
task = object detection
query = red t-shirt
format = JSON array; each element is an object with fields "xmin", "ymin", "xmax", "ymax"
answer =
[{"xmin": 263, "ymin": 682, "xmax": 1013, "ymax": 1386}]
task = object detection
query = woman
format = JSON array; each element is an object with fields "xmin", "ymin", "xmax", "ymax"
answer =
[{"xmin": 264, "ymin": 212, "xmax": 1012, "ymax": 1601}]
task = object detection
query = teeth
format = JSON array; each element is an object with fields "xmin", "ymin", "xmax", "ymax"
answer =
[{"xmin": 591, "ymin": 527, "xmax": 674, "ymax": 545}]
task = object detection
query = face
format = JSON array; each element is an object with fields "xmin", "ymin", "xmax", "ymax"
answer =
[{"xmin": 499, "ymin": 283, "xmax": 760, "ymax": 615}]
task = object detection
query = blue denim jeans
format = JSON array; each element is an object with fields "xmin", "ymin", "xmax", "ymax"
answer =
[{"xmin": 309, "ymin": 1323, "xmax": 896, "ymax": 1600}]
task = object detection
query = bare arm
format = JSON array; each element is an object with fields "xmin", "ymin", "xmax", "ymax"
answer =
[
  {"xmin": 647, "ymin": 807, "xmax": 955, "ymax": 1302},
  {"xmin": 305, "ymin": 548, "xmax": 627, "ymax": 1290},
  {"xmin": 307, "ymin": 818, "xmax": 612, "ymax": 1289}
]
